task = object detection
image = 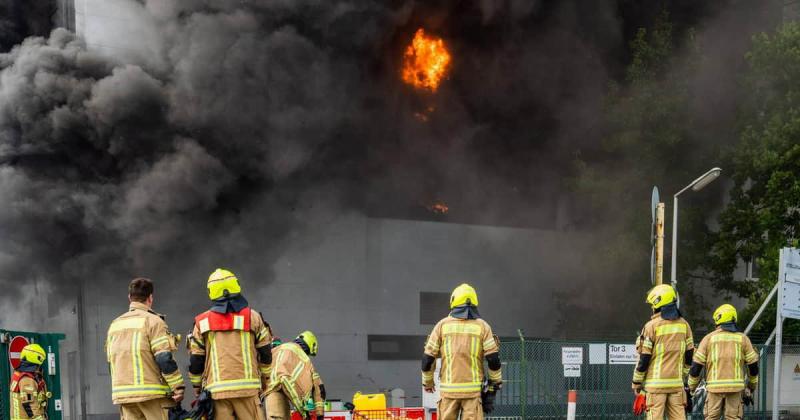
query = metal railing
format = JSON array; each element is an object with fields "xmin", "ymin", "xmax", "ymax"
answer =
[{"xmin": 493, "ymin": 339, "xmax": 798, "ymax": 419}]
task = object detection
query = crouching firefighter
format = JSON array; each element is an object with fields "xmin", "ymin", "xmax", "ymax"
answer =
[
  {"xmin": 687, "ymin": 304, "xmax": 759, "ymax": 420},
  {"xmin": 264, "ymin": 331, "xmax": 325, "ymax": 420},
  {"xmin": 188, "ymin": 268, "xmax": 273, "ymax": 420},
  {"xmin": 422, "ymin": 284, "xmax": 502, "ymax": 420},
  {"xmin": 106, "ymin": 278, "xmax": 185, "ymax": 420},
  {"xmin": 10, "ymin": 344, "xmax": 51, "ymax": 420},
  {"xmin": 631, "ymin": 284, "xmax": 694, "ymax": 420}
]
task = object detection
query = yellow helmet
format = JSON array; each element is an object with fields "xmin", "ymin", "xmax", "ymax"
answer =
[
  {"xmin": 207, "ymin": 268, "xmax": 241, "ymax": 300},
  {"xmin": 297, "ymin": 330, "xmax": 318, "ymax": 356},
  {"xmin": 713, "ymin": 304, "xmax": 737, "ymax": 325},
  {"xmin": 450, "ymin": 283, "xmax": 479, "ymax": 309},
  {"xmin": 20, "ymin": 343, "xmax": 46, "ymax": 366},
  {"xmin": 646, "ymin": 284, "xmax": 677, "ymax": 310}
]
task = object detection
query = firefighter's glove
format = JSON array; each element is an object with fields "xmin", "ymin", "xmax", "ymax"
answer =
[
  {"xmin": 172, "ymin": 386, "xmax": 185, "ymax": 403},
  {"xmin": 743, "ymin": 388, "xmax": 754, "ymax": 407},
  {"xmin": 423, "ymin": 385, "xmax": 436, "ymax": 393},
  {"xmin": 631, "ymin": 382, "xmax": 643, "ymax": 394},
  {"xmin": 632, "ymin": 392, "xmax": 646, "ymax": 416}
]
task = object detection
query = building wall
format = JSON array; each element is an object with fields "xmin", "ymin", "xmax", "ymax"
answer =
[{"xmin": 55, "ymin": 215, "xmax": 590, "ymax": 418}]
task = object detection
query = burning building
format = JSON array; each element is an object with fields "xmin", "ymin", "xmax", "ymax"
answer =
[{"xmin": 0, "ymin": 0, "xmax": 779, "ymax": 418}]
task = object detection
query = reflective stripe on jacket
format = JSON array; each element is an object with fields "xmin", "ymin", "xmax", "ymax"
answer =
[
  {"xmin": 106, "ymin": 302, "xmax": 183, "ymax": 404},
  {"xmin": 424, "ymin": 316, "xmax": 500, "ymax": 398}
]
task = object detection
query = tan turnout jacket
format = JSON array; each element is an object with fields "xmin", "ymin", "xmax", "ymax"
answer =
[
  {"xmin": 423, "ymin": 316, "xmax": 501, "ymax": 398},
  {"xmin": 690, "ymin": 328, "xmax": 759, "ymax": 393},
  {"xmin": 266, "ymin": 342, "xmax": 325, "ymax": 416},
  {"xmin": 10, "ymin": 372, "xmax": 47, "ymax": 419},
  {"xmin": 188, "ymin": 308, "xmax": 272, "ymax": 399},
  {"xmin": 633, "ymin": 313, "xmax": 694, "ymax": 393},
  {"xmin": 106, "ymin": 302, "xmax": 184, "ymax": 404}
]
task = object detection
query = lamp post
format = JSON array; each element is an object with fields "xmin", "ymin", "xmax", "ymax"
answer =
[{"xmin": 670, "ymin": 167, "xmax": 722, "ymax": 288}]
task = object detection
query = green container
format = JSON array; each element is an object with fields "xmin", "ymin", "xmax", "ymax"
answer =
[{"xmin": 0, "ymin": 329, "xmax": 65, "ymax": 420}]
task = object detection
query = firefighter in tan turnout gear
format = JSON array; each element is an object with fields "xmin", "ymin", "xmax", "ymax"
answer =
[
  {"xmin": 10, "ymin": 344, "xmax": 51, "ymax": 420},
  {"xmin": 265, "ymin": 331, "xmax": 325, "ymax": 420},
  {"xmin": 422, "ymin": 284, "xmax": 502, "ymax": 420},
  {"xmin": 632, "ymin": 284, "xmax": 694, "ymax": 420},
  {"xmin": 188, "ymin": 268, "xmax": 273, "ymax": 420},
  {"xmin": 687, "ymin": 304, "xmax": 759, "ymax": 420},
  {"xmin": 106, "ymin": 278, "xmax": 185, "ymax": 419}
]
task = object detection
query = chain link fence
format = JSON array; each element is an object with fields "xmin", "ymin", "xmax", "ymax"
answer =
[{"xmin": 491, "ymin": 339, "xmax": 800, "ymax": 419}]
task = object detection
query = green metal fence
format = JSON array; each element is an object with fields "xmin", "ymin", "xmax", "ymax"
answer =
[{"xmin": 493, "ymin": 339, "xmax": 798, "ymax": 419}]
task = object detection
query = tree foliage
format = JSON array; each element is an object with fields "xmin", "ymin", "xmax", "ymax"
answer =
[
  {"xmin": 571, "ymin": 12, "xmax": 718, "ymax": 332},
  {"xmin": 706, "ymin": 23, "xmax": 800, "ymax": 340}
]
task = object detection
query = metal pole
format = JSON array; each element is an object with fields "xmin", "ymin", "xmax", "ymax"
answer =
[
  {"xmin": 655, "ymin": 203, "xmax": 665, "ymax": 285},
  {"xmin": 772, "ymin": 251, "xmax": 785, "ymax": 420},
  {"xmin": 518, "ymin": 329, "xmax": 526, "ymax": 420},
  {"xmin": 744, "ymin": 283, "xmax": 779, "ymax": 336},
  {"xmin": 77, "ymin": 279, "xmax": 88, "ymax": 419},
  {"xmin": 671, "ymin": 196, "xmax": 679, "ymax": 288}
]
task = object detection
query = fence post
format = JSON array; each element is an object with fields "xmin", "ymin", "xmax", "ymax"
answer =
[
  {"xmin": 518, "ymin": 329, "xmax": 526, "ymax": 420},
  {"xmin": 566, "ymin": 390, "xmax": 577, "ymax": 420}
]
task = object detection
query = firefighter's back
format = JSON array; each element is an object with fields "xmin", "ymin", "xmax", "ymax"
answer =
[{"xmin": 106, "ymin": 306, "xmax": 171, "ymax": 404}]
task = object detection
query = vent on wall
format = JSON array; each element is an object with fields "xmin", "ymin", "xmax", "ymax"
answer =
[
  {"xmin": 419, "ymin": 292, "xmax": 449, "ymax": 325},
  {"xmin": 367, "ymin": 335, "xmax": 426, "ymax": 360}
]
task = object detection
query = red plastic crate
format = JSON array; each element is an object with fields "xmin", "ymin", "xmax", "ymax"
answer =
[{"xmin": 353, "ymin": 408, "xmax": 425, "ymax": 420}]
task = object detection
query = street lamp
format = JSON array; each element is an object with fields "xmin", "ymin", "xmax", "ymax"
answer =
[{"xmin": 670, "ymin": 167, "xmax": 722, "ymax": 288}]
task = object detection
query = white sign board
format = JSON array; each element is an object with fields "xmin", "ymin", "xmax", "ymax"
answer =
[
  {"xmin": 562, "ymin": 347, "xmax": 584, "ymax": 365},
  {"xmin": 589, "ymin": 343, "xmax": 607, "ymax": 365},
  {"xmin": 609, "ymin": 344, "xmax": 638, "ymax": 365},
  {"xmin": 780, "ymin": 249, "xmax": 800, "ymax": 320},
  {"xmin": 563, "ymin": 364, "xmax": 581, "ymax": 377}
]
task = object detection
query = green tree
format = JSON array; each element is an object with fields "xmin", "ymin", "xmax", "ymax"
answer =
[
  {"xmin": 706, "ymin": 23, "xmax": 800, "ymax": 341},
  {"xmin": 570, "ymin": 12, "xmax": 718, "ymax": 334}
]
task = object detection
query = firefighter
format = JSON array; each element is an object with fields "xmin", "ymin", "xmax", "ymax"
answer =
[
  {"xmin": 687, "ymin": 304, "xmax": 759, "ymax": 420},
  {"xmin": 421, "ymin": 283, "xmax": 502, "ymax": 420},
  {"xmin": 631, "ymin": 284, "xmax": 694, "ymax": 420},
  {"xmin": 264, "ymin": 331, "xmax": 325, "ymax": 420},
  {"xmin": 188, "ymin": 268, "xmax": 273, "ymax": 420},
  {"xmin": 106, "ymin": 277, "xmax": 185, "ymax": 419},
  {"xmin": 10, "ymin": 343, "xmax": 50, "ymax": 420}
]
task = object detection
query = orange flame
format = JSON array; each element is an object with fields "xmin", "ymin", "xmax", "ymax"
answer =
[
  {"xmin": 402, "ymin": 29, "xmax": 451, "ymax": 91},
  {"xmin": 428, "ymin": 200, "xmax": 449, "ymax": 214}
]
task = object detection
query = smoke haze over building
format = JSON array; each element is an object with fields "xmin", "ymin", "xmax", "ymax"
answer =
[{"xmin": 0, "ymin": 0, "xmax": 783, "ymax": 415}]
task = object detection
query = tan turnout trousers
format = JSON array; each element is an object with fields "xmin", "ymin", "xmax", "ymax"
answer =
[
  {"xmin": 266, "ymin": 391, "xmax": 292, "ymax": 420},
  {"xmin": 438, "ymin": 397, "xmax": 483, "ymax": 420},
  {"xmin": 119, "ymin": 397, "xmax": 174, "ymax": 420},
  {"xmin": 213, "ymin": 396, "xmax": 266, "ymax": 420},
  {"xmin": 704, "ymin": 392, "xmax": 742, "ymax": 420},
  {"xmin": 646, "ymin": 391, "xmax": 685, "ymax": 420}
]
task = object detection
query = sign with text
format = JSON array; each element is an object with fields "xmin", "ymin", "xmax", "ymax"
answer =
[
  {"xmin": 564, "ymin": 364, "xmax": 581, "ymax": 377},
  {"xmin": 562, "ymin": 347, "xmax": 584, "ymax": 365},
  {"xmin": 609, "ymin": 344, "xmax": 638, "ymax": 364},
  {"xmin": 780, "ymin": 248, "xmax": 800, "ymax": 320}
]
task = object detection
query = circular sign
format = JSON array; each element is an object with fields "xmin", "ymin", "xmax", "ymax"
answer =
[{"xmin": 9, "ymin": 336, "xmax": 30, "ymax": 370}]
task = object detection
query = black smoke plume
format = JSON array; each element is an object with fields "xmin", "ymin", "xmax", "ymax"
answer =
[{"xmin": 0, "ymin": 0, "xmax": 778, "ymax": 335}]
